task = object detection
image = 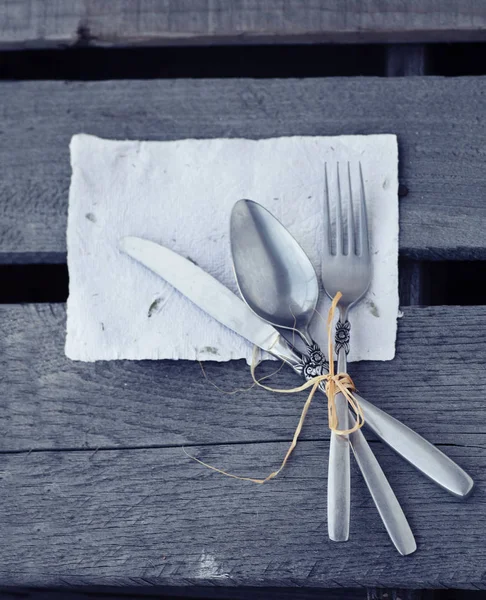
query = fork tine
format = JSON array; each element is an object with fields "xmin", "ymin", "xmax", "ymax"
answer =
[
  {"xmin": 335, "ymin": 163, "xmax": 343, "ymax": 255},
  {"xmin": 346, "ymin": 162, "xmax": 355, "ymax": 256},
  {"xmin": 323, "ymin": 163, "xmax": 332, "ymax": 254},
  {"xmin": 358, "ymin": 162, "xmax": 370, "ymax": 256}
]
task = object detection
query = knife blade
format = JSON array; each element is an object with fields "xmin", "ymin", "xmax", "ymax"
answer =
[{"xmin": 120, "ymin": 236, "xmax": 282, "ymax": 352}]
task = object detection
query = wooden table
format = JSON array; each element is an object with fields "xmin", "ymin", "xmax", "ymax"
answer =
[{"xmin": 2, "ymin": 3, "xmax": 486, "ymax": 600}]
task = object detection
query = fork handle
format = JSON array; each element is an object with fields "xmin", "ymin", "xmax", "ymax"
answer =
[
  {"xmin": 327, "ymin": 388, "xmax": 351, "ymax": 541},
  {"xmin": 355, "ymin": 393, "xmax": 474, "ymax": 498},
  {"xmin": 326, "ymin": 345, "xmax": 351, "ymax": 541}
]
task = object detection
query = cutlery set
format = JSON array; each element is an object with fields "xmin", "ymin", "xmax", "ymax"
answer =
[{"xmin": 120, "ymin": 162, "xmax": 473, "ymax": 555}]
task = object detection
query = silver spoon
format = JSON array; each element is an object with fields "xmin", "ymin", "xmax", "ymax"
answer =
[{"xmin": 230, "ymin": 198, "xmax": 416, "ymax": 554}]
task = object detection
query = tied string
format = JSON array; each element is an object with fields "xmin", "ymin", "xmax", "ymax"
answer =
[{"xmin": 185, "ymin": 292, "xmax": 364, "ymax": 484}]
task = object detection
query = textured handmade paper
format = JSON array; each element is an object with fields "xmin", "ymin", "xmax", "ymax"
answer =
[{"xmin": 66, "ymin": 133, "xmax": 399, "ymax": 363}]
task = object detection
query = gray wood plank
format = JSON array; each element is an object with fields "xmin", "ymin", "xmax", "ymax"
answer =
[
  {"xmin": 1, "ymin": 304, "xmax": 486, "ymax": 452},
  {"xmin": 1, "ymin": 303, "xmax": 484, "ymax": 590},
  {"xmin": 0, "ymin": 441, "xmax": 483, "ymax": 589},
  {"xmin": 1, "ymin": 1, "xmax": 486, "ymax": 48},
  {"xmin": 0, "ymin": 586, "xmax": 366, "ymax": 599},
  {"xmin": 2, "ymin": 77, "xmax": 486, "ymax": 263}
]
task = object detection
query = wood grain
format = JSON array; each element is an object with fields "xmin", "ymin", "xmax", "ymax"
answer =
[
  {"xmin": 2, "ymin": 77, "xmax": 486, "ymax": 263},
  {"xmin": 0, "ymin": 303, "xmax": 484, "ymax": 452},
  {"xmin": 0, "ymin": 586, "xmax": 367, "ymax": 599},
  {"xmin": 1, "ymin": 1, "xmax": 486, "ymax": 48},
  {"xmin": 0, "ymin": 442, "xmax": 484, "ymax": 589},
  {"xmin": 1, "ymin": 304, "xmax": 485, "ymax": 589}
]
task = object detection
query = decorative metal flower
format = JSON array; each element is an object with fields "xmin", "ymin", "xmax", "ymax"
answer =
[
  {"xmin": 307, "ymin": 342, "xmax": 327, "ymax": 368},
  {"xmin": 295, "ymin": 342, "xmax": 329, "ymax": 381},
  {"xmin": 335, "ymin": 320, "xmax": 351, "ymax": 355}
]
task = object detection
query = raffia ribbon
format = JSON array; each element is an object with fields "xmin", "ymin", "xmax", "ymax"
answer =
[{"xmin": 184, "ymin": 292, "xmax": 364, "ymax": 484}]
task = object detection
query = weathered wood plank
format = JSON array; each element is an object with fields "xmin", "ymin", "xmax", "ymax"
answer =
[
  {"xmin": 1, "ymin": 304, "xmax": 486, "ymax": 453},
  {"xmin": 0, "ymin": 586, "xmax": 367, "ymax": 599},
  {"xmin": 1, "ymin": 0, "xmax": 486, "ymax": 48},
  {"xmin": 1, "ymin": 77, "xmax": 486, "ymax": 263},
  {"xmin": 0, "ymin": 442, "xmax": 484, "ymax": 589}
]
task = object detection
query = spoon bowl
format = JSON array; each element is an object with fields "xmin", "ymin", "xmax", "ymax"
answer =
[{"xmin": 230, "ymin": 199, "xmax": 319, "ymax": 344}]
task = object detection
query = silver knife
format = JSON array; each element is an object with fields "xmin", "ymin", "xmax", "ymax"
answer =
[{"xmin": 120, "ymin": 235, "xmax": 419, "ymax": 554}]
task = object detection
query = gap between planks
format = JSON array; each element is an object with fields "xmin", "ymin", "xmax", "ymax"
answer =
[
  {"xmin": 0, "ymin": 439, "xmax": 481, "ymax": 457},
  {"xmin": 387, "ymin": 44, "xmax": 428, "ymax": 307}
]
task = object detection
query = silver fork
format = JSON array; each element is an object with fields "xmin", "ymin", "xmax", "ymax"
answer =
[
  {"xmin": 322, "ymin": 162, "xmax": 416, "ymax": 554},
  {"xmin": 323, "ymin": 162, "xmax": 371, "ymax": 540}
]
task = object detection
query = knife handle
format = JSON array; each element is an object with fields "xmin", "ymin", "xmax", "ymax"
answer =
[
  {"xmin": 355, "ymin": 393, "xmax": 474, "ymax": 498},
  {"xmin": 327, "ymin": 389, "xmax": 351, "ymax": 541}
]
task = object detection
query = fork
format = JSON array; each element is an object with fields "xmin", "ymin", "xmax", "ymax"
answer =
[
  {"xmin": 323, "ymin": 162, "xmax": 371, "ymax": 540},
  {"xmin": 322, "ymin": 162, "xmax": 416, "ymax": 554}
]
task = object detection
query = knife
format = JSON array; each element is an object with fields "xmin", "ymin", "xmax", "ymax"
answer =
[{"xmin": 120, "ymin": 236, "xmax": 420, "ymax": 554}]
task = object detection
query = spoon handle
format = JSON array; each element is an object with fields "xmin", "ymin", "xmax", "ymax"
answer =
[{"xmin": 348, "ymin": 414, "xmax": 417, "ymax": 555}]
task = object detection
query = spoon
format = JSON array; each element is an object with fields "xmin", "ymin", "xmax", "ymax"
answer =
[{"xmin": 230, "ymin": 199, "xmax": 416, "ymax": 554}]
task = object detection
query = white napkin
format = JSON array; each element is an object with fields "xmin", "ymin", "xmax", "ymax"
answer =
[{"xmin": 66, "ymin": 133, "xmax": 398, "ymax": 363}]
